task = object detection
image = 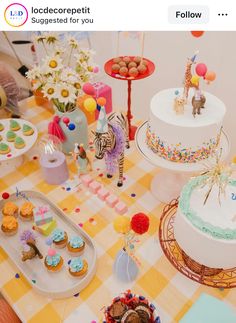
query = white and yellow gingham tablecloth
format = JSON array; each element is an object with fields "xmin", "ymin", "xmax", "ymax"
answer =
[{"xmin": 0, "ymin": 98, "xmax": 235, "ymax": 323}]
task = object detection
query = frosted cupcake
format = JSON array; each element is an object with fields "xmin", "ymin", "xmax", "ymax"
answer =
[
  {"xmin": 10, "ymin": 120, "xmax": 21, "ymax": 131},
  {"xmin": 52, "ymin": 228, "xmax": 68, "ymax": 248},
  {"xmin": 0, "ymin": 143, "xmax": 10, "ymax": 155},
  {"xmin": 14, "ymin": 137, "xmax": 25, "ymax": 149},
  {"xmin": 67, "ymin": 236, "xmax": 85, "ymax": 256},
  {"xmin": 20, "ymin": 202, "xmax": 34, "ymax": 221},
  {"xmin": 23, "ymin": 124, "xmax": 34, "ymax": 136},
  {"xmin": 68, "ymin": 257, "xmax": 88, "ymax": 277},
  {"xmin": 2, "ymin": 201, "xmax": 18, "ymax": 217},
  {"xmin": 44, "ymin": 248, "xmax": 63, "ymax": 272},
  {"xmin": 1, "ymin": 216, "xmax": 18, "ymax": 236},
  {"xmin": 6, "ymin": 131, "xmax": 17, "ymax": 142}
]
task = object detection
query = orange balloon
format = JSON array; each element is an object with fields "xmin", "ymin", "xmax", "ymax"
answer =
[
  {"xmin": 191, "ymin": 31, "xmax": 205, "ymax": 38},
  {"xmin": 205, "ymin": 71, "xmax": 216, "ymax": 82},
  {"xmin": 97, "ymin": 97, "xmax": 106, "ymax": 106}
]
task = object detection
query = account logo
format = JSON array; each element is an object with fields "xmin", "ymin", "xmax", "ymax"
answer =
[{"xmin": 4, "ymin": 3, "xmax": 28, "ymax": 27}]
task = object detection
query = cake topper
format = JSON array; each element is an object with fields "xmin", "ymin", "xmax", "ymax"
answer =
[{"xmin": 71, "ymin": 143, "xmax": 92, "ymax": 175}]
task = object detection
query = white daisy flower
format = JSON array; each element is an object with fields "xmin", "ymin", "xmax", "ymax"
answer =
[
  {"xmin": 42, "ymin": 55, "xmax": 63, "ymax": 73},
  {"xmin": 44, "ymin": 32, "xmax": 59, "ymax": 45},
  {"xmin": 26, "ymin": 66, "xmax": 41, "ymax": 81},
  {"xmin": 55, "ymin": 83, "xmax": 77, "ymax": 104},
  {"xmin": 60, "ymin": 67, "xmax": 78, "ymax": 83},
  {"xmin": 67, "ymin": 36, "xmax": 79, "ymax": 49},
  {"xmin": 42, "ymin": 83, "xmax": 57, "ymax": 100}
]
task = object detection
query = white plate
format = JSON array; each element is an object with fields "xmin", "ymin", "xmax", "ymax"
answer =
[
  {"xmin": 0, "ymin": 119, "xmax": 38, "ymax": 162},
  {"xmin": 135, "ymin": 121, "xmax": 230, "ymax": 173},
  {"xmin": 0, "ymin": 191, "xmax": 97, "ymax": 299}
]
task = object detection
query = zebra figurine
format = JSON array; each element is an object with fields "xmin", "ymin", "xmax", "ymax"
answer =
[{"xmin": 93, "ymin": 102, "xmax": 129, "ymax": 187}]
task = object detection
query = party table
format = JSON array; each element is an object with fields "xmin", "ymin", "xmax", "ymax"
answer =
[{"xmin": 0, "ymin": 97, "xmax": 235, "ymax": 323}]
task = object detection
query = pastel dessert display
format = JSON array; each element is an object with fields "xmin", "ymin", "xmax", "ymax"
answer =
[
  {"xmin": 0, "ymin": 123, "xmax": 4, "ymax": 131},
  {"xmin": 103, "ymin": 291, "xmax": 161, "ymax": 323},
  {"xmin": 22, "ymin": 124, "xmax": 34, "ymax": 136},
  {"xmin": 20, "ymin": 202, "xmax": 34, "ymax": 221},
  {"xmin": 2, "ymin": 201, "xmax": 18, "ymax": 217},
  {"xmin": 6, "ymin": 130, "xmax": 16, "ymax": 142},
  {"xmin": 14, "ymin": 137, "xmax": 25, "ymax": 149},
  {"xmin": 10, "ymin": 119, "xmax": 21, "ymax": 131},
  {"xmin": 68, "ymin": 257, "xmax": 88, "ymax": 277},
  {"xmin": 67, "ymin": 236, "xmax": 85, "ymax": 256},
  {"xmin": 20, "ymin": 230, "xmax": 43, "ymax": 261},
  {"xmin": 34, "ymin": 205, "xmax": 53, "ymax": 226},
  {"xmin": 174, "ymin": 165, "xmax": 236, "ymax": 268},
  {"xmin": 1, "ymin": 216, "xmax": 18, "ymax": 236},
  {"xmin": 111, "ymin": 56, "xmax": 148, "ymax": 78},
  {"xmin": 89, "ymin": 181, "xmax": 101, "ymax": 194},
  {"xmin": 44, "ymin": 248, "xmax": 63, "ymax": 272},
  {"xmin": 34, "ymin": 219, "xmax": 57, "ymax": 236},
  {"xmin": 0, "ymin": 142, "xmax": 10, "ymax": 154},
  {"xmin": 51, "ymin": 228, "xmax": 68, "ymax": 248}
]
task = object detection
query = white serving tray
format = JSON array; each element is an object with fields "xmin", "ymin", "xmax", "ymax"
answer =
[
  {"xmin": 0, "ymin": 118, "xmax": 38, "ymax": 162},
  {"xmin": 0, "ymin": 191, "xmax": 97, "ymax": 299}
]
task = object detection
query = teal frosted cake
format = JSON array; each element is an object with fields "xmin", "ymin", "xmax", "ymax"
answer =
[{"xmin": 174, "ymin": 175, "xmax": 236, "ymax": 268}]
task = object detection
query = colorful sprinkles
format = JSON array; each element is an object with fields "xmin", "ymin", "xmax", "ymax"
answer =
[{"xmin": 146, "ymin": 124, "xmax": 218, "ymax": 163}]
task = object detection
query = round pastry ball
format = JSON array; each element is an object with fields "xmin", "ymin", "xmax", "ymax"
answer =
[
  {"xmin": 128, "ymin": 67, "xmax": 139, "ymax": 77},
  {"xmin": 137, "ymin": 64, "xmax": 147, "ymax": 74},
  {"xmin": 119, "ymin": 61, "xmax": 127, "ymax": 67},
  {"xmin": 123, "ymin": 56, "xmax": 131, "ymax": 64},
  {"xmin": 128, "ymin": 62, "xmax": 137, "ymax": 69},
  {"xmin": 134, "ymin": 56, "xmax": 142, "ymax": 64},
  {"xmin": 112, "ymin": 64, "xmax": 120, "ymax": 73},
  {"xmin": 119, "ymin": 67, "xmax": 128, "ymax": 76},
  {"xmin": 113, "ymin": 57, "xmax": 122, "ymax": 64},
  {"xmin": 141, "ymin": 60, "xmax": 148, "ymax": 66}
]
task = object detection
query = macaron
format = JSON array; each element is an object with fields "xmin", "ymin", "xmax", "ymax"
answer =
[
  {"xmin": 22, "ymin": 124, "xmax": 34, "ymax": 136},
  {"xmin": 6, "ymin": 131, "xmax": 17, "ymax": 142},
  {"xmin": 0, "ymin": 143, "xmax": 10, "ymax": 155},
  {"xmin": 14, "ymin": 137, "xmax": 25, "ymax": 149},
  {"xmin": 10, "ymin": 120, "xmax": 21, "ymax": 131}
]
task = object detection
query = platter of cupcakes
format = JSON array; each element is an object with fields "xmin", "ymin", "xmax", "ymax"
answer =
[
  {"xmin": 103, "ymin": 291, "xmax": 161, "ymax": 322},
  {"xmin": 0, "ymin": 119, "xmax": 38, "ymax": 162},
  {"xmin": 104, "ymin": 56, "xmax": 155, "ymax": 81},
  {"xmin": 0, "ymin": 190, "xmax": 97, "ymax": 299}
]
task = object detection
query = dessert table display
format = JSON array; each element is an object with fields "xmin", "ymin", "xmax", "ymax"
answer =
[{"xmin": 0, "ymin": 97, "xmax": 236, "ymax": 323}]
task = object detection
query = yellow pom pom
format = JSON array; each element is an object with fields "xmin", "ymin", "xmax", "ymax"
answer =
[
  {"xmin": 232, "ymin": 156, "xmax": 236, "ymax": 164},
  {"xmin": 113, "ymin": 216, "xmax": 130, "ymax": 234}
]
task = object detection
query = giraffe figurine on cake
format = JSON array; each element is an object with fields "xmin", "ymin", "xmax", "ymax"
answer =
[{"xmin": 183, "ymin": 51, "xmax": 198, "ymax": 100}]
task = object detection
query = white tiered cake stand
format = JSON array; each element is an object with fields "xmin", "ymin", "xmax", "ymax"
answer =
[
  {"xmin": 0, "ymin": 119, "xmax": 38, "ymax": 174},
  {"xmin": 135, "ymin": 121, "xmax": 230, "ymax": 203}
]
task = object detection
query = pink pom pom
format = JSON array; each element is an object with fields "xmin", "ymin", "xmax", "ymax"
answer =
[
  {"xmin": 82, "ymin": 83, "xmax": 96, "ymax": 96},
  {"xmin": 93, "ymin": 66, "xmax": 99, "ymax": 73},
  {"xmin": 48, "ymin": 248, "xmax": 56, "ymax": 257},
  {"xmin": 62, "ymin": 117, "xmax": 70, "ymax": 125}
]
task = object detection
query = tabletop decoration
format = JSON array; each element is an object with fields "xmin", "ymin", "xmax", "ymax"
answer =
[
  {"xmin": 20, "ymin": 230, "xmax": 43, "ymax": 262},
  {"xmin": 27, "ymin": 32, "xmax": 98, "ymax": 154},
  {"xmin": 113, "ymin": 213, "xmax": 150, "ymax": 282},
  {"xmin": 71, "ymin": 143, "xmax": 92, "ymax": 175}
]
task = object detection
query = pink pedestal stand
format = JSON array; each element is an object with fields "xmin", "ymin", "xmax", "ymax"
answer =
[
  {"xmin": 104, "ymin": 57, "xmax": 155, "ymax": 140},
  {"xmin": 135, "ymin": 121, "xmax": 230, "ymax": 203}
]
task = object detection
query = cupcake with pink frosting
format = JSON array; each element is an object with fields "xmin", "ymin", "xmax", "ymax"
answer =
[{"xmin": 44, "ymin": 248, "xmax": 63, "ymax": 272}]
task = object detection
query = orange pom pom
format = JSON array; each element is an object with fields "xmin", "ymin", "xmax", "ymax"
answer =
[
  {"xmin": 97, "ymin": 97, "xmax": 106, "ymax": 106},
  {"xmin": 191, "ymin": 31, "xmax": 205, "ymax": 38}
]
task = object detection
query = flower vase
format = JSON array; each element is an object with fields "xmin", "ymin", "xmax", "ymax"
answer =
[
  {"xmin": 113, "ymin": 248, "xmax": 139, "ymax": 282},
  {"xmin": 56, "ymin": 108, "xmax": 88, "ymax": 155}
]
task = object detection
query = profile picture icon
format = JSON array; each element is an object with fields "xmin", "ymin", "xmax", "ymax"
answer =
[{"xmin": 4, "ymin": 3, "xmax": 28, "ymax": 27}]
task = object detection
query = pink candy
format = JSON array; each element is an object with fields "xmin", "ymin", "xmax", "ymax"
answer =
[
  {"xmin": 115, "ymin": 201, "xmax": 128, "ymax": 215},
  {"xmin": 81, "ymin": 175, "xmax": 93, "ymax": 187},
  {"xmin": 106, "ymin": 194, "xmax": 119, "ymax": 208},
  {"xmin": 97, "ymin": 187, "xmax": 110, "ymax": 201},
  {"xmin": 89, "ymin": 181, "xmax": 101, "ymax": 194},
  {"xmin": 48, "ymin": 248, "xmax": 56, "ymax": 256}
]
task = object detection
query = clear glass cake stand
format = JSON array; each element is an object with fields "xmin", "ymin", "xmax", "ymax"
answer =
[{"xmin": 135, "ymin": 121, "xmax": 230, "ymax": 203}]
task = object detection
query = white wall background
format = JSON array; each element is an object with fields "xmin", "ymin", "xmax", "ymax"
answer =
[{"xmin": 1, "ymin": 31, "xmax": 236, "ymax": 157}]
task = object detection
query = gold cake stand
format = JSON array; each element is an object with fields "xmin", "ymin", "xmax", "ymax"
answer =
[{"xmin": 159, "ymin": 199, "xmax": 236, "ymax": 289}]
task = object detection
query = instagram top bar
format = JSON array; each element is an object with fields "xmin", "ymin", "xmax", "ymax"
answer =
[{"xmin": 0, "ymin": 0, "xmax": 235, "ymax": 30}]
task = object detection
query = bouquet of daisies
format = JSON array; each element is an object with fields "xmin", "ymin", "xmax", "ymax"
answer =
[{"xmin": 26, "ymin": 32, "xmax": 98, "ymax": 112}]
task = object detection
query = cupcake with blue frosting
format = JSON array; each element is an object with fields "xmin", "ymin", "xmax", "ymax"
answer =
[
  {"xmin": 68, "ymin": 257, "xmax": 88, "ymax": 277},
  {"xmin": 52, "ymin": 228, "xmax": 68, "ymax": 249},
  {"xmin": 44, "ymin": 248, "xmax": 63, "ymax": 272},
  {"xmin": 67, "ymin": 236, "xmax": 85, "ymax": 256}
]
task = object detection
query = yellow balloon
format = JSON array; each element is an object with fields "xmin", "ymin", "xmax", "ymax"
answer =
[
  {"xmin": 191, "ymin": 75, "xmax": 200, "ymax": 86},
  {"xmin": 84, "ymin": 98, "xmax": 97, "ymax": 112},
  {"xmin": 113, "ymin": 216, "xmax": 130, "ymax": 234}
]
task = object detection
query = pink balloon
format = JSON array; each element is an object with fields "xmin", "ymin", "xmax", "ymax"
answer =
[
  {"xmin": 93, "ymin": 66, "xmax": 99, "ymax": 73},
  {"xmin": 48, "ymin": 248, "xmax": 56, "ymax": 257},
  {"xmin": 62, "ymin": 117, "xmax": 70, "ymax": 125},
  {"xmin": 195, "ymin": 63, "xmax": 207, "ymax": 77},
  {"xmin": 82, "ymin": 83, "xmax": 96, "ymax": 96}
]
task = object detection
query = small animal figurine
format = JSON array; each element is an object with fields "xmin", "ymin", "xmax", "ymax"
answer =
[
  {"xmin": 93, "ymin": 99, "xmax": 129, "ymax": 187},
  {"xmin": 173, "ymin": 96, "xmax": 186, "ymax": 115},
  {"xmin": 192, "ymin": 86, "xmax": 206, "ymax": 117},
  {"xmin": 20, "ymin": 230, "xmax": 43, "ymax": 261},
  {"xmin": 72, "ymin": 143, "xmax": 92, "ymax": 175}
]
